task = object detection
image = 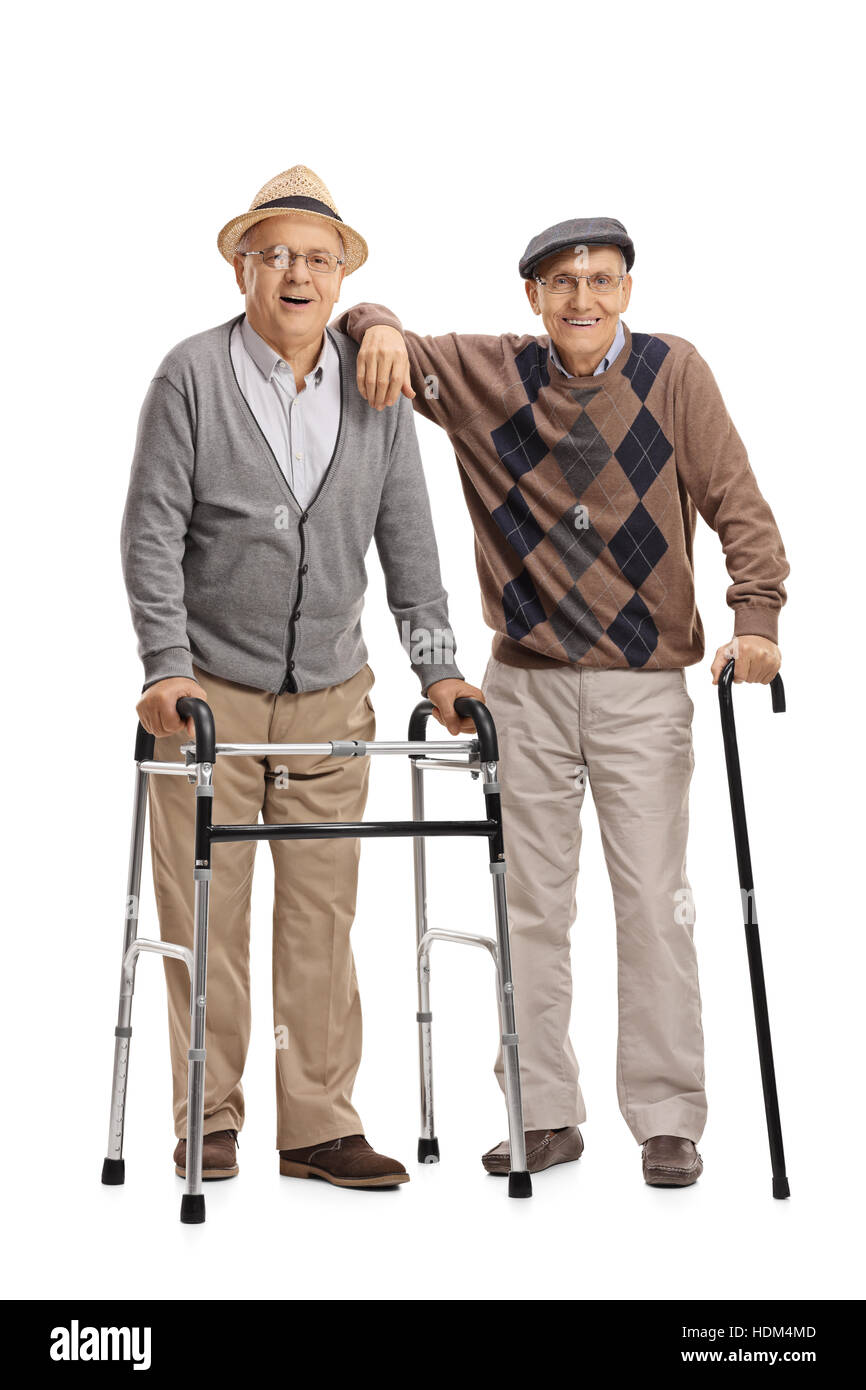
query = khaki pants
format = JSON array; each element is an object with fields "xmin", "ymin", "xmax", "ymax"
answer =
[
  {"xmin": 483, "ymin": 655, "xmax": 706, "ymax": 1144},
  {"xmin": 147, "ymin": 661, "xmax": 376, "ymax": 1149}
]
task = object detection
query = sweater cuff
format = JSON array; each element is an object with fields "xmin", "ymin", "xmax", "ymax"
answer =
[
  {"xmin": 142, "ymin": 645, "xmax": 196, "ymax": 689},
  {"xmin": 732, "ymin": 606, "xmax": 780, "ymax": 644},
  {"xmin": 335, "ymin": 303, "xmax": 404, "ymax": 344},
  {"xmin": 418, "ymin": 662, "xmax": 464, "ymax": 696}
]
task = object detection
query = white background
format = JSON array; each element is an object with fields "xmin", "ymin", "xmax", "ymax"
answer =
[{"xmin": 2, "ymin": 0, "xmax": 863, "ymax": 1303}]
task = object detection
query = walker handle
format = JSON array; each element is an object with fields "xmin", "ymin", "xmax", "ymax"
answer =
[
  {"xmin": 454, "ymin": 697, "xmax": 499, "ymax": 762},
  {"xmin": 407, "ymin": 697, "xmax": 499, "ymax": 762},
  {"xmin": 176, "ymin": 697, "xmax": 217, "ymax": 764}
]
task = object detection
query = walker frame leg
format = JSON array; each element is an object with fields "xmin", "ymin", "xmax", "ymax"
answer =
[
  {"xmin": 407, "ymin": 701, "xmax": 532, "ymax": 1198},
  {"xmin": 101, "ymin": 745, "xmax": 151, "ymax": 1187},
  {"xmin": 411, "ymin": 761, "xmax": 439, "ymax": 1163},
  {"xmin": 180, "ymin": 758, "xmax": 214, "ymax": 1224},
  {"xmin": 484, "ymin": 759, "xmax": 531, "ymax": 1198}
]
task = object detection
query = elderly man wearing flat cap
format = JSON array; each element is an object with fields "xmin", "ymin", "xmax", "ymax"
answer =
[
  {"xmin": 121, "ymin": 165, "xmax": 482, "ymax": 1188},
  {"xmin": 334, "ymin": 217, "xmax": 790, "ymax": 1187}
]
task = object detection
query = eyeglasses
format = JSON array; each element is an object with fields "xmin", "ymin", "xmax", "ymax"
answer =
[
  {"xmin": 238, "ymin": 246, "xmax": 344, "ymax": 274},
  {"xmin": 534, "ymin": 272, "xmax": 626, "ymax": 295}
]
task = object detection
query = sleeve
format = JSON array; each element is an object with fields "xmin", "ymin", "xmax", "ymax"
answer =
[
  {"xmin": 120, "ymin": 374, "xmax": 197, "ymax": 688},
  {"xmin": 674, "ymin": 348, "xmax": 790, "ymax": 643},
  {"xmin": 332, "ymin": 302, "xmax": 502, "ymax": 434},
  {"xmin": 373, "ymin": 395, "xmax": 464, "ymax": 693}
]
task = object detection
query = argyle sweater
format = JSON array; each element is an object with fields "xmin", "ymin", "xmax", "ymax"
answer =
[{"xmin": 333, "ymin": 307, "xmax": 790, "ymax": 670}]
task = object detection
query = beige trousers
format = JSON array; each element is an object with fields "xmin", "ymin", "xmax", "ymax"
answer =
[
  {"xmin": 147, "ymin": 661, "xmax": 376, "ymax": 1149},
  {"xmin": 483, "ymin": 654, "xmax": 706, "ymax": 1144}
]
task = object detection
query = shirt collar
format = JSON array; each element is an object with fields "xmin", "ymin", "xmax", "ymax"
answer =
[
  {"xmin": 548, "ymin": 318, "xmax": 626, "ymax": 379},
  {"xmin": 240, "ymin": 313, "xmax": 330, "ymax": 388}
]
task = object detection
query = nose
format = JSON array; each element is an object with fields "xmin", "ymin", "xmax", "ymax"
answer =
[
  {"xmin": 567, "ymin": 280, "xmax": 595, "ymax": 313},
  {"xmin": 284, "ymin": 254, "xmax": 312, "ymax": 286}
]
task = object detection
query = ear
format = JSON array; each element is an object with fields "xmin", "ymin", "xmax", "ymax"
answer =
[
  {"xmin": 524, "ymin": 278, "xmax": 541, "ymax": 316},
  {"xmin": 620, "ymin": 273, "xmax": 633, "ymax": 311},
  {"xmin": 233, "ymin": 254, "xmax": 247, "ymax": 296}
]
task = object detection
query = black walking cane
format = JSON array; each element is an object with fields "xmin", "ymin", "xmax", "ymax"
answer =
[{"xmin": 718, "ymin": 657, "xmax": 790, "ymax": 1199}]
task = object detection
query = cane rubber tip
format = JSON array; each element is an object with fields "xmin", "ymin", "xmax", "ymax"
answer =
[
  {"xmin": 417, "ymin": 1137, "xmax": 440, "ymax": 1164},
  {"xmin": 508, "ymin": 1169, "xmax": 533, "ymax": 1198},
  {"xmin": 101, "ymin": 1158, "xmax": 125, "ymax": 1186},
  {"xmin": 773, "ymin": 1176, "xmax": 790, "ymax": 1200},
  {"xmin": 180, "ymin": 1193, "xmax": 206, "ymax": 1224}
]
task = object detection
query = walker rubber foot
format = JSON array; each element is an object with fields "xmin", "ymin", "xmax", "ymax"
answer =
[
  {"xmin": 101, "ymin": 1158, "xmax": 125, "ymax": 1186},
  {"xmin": 180, "ymin": 1193, "xmax": 206, "ymax": 1224},
  {"xmin": 508, "ymin": 1169, "xmax": 532, "ymax": 1198},
  {"xmin": 418, "ymin": 1137, "xmax": 440, "ymax": 1164},
  {"xmin": 773, "ymin": 1176, "xmax": 791, "ymax": 1200}
]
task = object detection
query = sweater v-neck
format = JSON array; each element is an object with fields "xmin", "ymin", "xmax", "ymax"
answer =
[
  {"xmin": 223, "ymin": 311, "xmax": 347, "ymax": 516},
  {"xmin": 541, "ymin": 320, "xmax": 634, "ymax": 393}
]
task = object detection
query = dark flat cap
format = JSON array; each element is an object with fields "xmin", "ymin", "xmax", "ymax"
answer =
[{"xmin": 519, "ymin": 217, "xmax": 635, "ymax": 279}]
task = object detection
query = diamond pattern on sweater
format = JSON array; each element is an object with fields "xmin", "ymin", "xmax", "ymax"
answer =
[
  {"xmin": 491, "ymin": 405, "xmax": 548, "ymax": 481},
  {"xmin": 552, "ymin": 408, "xmax": 613, "ymax": 495},
  {"xmin": 492, "ymin": 486, "xmax": 545, "ymax": 558},
  {"xmin": 515, "ymin": 340, "xmax": 550, "ymax": 404},
  {"xmin": 622, "ymin": 333, "xmax": 670, "ymax": 401},
  {"xmin": 550, "ymin": 587, "xmax": 605, "ymax": 660},
  {"xmin": 546, "ymin": 512, "xmax": 607, "ymax": 582},
  {"xmin": 492, "ymin": 334, "xmax": 675, "ymax": 668},
  {"xmin": 608, "ymin": 502, "xmax": 669, "ymax": 588},
  {"xmin": 607, "ymin": 592, "xmax": 660, "ymax": 664},
  {"xmin": 503, "ymin": 569, "xmax": 547, "ymax": 640},
  {"xmin": 614, "ymin": 405, "xmax": 673, "ymax": 497}
]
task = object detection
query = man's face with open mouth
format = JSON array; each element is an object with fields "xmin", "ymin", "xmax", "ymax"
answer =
[
  {"xmin": 234, "ymin": 213, "xmax": 345, "ymax": 349},
  {"xmin": 525, "ymin": 243, "xmax": 631, "ymax": 372}
]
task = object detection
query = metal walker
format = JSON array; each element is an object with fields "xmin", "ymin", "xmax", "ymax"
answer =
[{"xmin": 101, "ymin": 693, "xmax": 532, "ymax": 1222}]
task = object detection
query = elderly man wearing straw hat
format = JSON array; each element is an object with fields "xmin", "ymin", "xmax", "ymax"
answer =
[
  {"xmin": 333, "ymin": 217, "xmax": 789, "ymax": 1187},
  {"xmin": 121, "ymin": 165, "xmax": 483, "ymax": 1188}
]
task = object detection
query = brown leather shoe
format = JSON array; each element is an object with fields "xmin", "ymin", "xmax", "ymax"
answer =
[
  {"xmin": 642, "ymin": 1135, "xmax": 703, "ymax": 1187},
  {"xmin": 173, "ymin": 1129, "xmax": 239, "ymax": 1180},
  {"xmin": 482, "ymin": 1126, "xmax": 584, "ymax": 1175},
  {"xmin": 279, "ymin": 1134, "xmax": 409, "ymax": 1188}
]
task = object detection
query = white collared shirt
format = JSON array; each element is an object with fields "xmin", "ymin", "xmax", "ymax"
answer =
[
  {"xmin": 548, "ymin": 318, "xmax": 626, "ymax": 379},
  {"xmin": 230, "ymin": 314, "xmax": 341, "ymax": 508}
]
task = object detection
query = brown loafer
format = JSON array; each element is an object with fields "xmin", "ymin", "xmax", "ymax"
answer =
[
  {"xmin": 642, "ymin": 1135, "xmax": 703, "ymax": 1187},
  {"xmin": 482, "ymin": 1125, "xmax": 584, "ymax": 1175},
  {"xmin": 173, "ymin": 1128, "xmax": 239, "ymax": 1180},
  {"xmin": 279, "ymin": 1134, "xmax": 409, "ymax": 1188}
]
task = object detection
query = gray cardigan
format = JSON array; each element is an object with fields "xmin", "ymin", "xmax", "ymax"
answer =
[{"xmin": 121, "ymin": 313, "xmax": 463, "ymax": 695}]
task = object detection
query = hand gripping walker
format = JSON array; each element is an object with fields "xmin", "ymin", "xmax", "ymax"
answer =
[{"xmin": 101, "ymin": 694, "xmax": 532, "ymax": 1223}]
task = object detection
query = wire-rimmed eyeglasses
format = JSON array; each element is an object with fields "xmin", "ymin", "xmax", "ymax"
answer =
[
  {"xmin": 238, "ymin": 246, "xmax": 344, "ymax": 274},
  {"xmin": 534, "ymin": 272, "xmax": 626, "ymax": 295}
]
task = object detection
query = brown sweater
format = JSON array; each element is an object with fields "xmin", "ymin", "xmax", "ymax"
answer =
[{"xmin": 333, "ymin": 306, "xmax": 789, "ymax": 670}]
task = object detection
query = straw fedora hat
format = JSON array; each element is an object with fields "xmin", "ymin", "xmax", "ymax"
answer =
[{"xmin": 217, "ymin": 165, "xmax": 368, "ymax": 273}]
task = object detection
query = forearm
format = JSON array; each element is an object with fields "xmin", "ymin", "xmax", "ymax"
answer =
[
  {"xmin": 333, "ymin": 303, "xmax": 490, "ymax": 430},
  {"xmin": 333, "ymin": 302, "xmax": 403, "ymax": 342}
]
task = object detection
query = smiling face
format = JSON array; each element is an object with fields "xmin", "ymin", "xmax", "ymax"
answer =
[
  {"xmin": 525, "ymin": 243, "xmax": 632, "ymax": 375},
  {"xmin": 233, "ymin": 213, "xmax": 345, "ymax": 354}
]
